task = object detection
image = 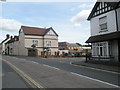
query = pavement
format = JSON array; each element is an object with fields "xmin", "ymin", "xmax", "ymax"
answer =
[{"xmin": 71, "ymin": 60, "xmax": 120, "ymax": 73}]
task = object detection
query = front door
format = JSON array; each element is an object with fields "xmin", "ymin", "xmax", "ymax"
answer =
[{"xmin": 28, "ymin": 49, "xmax": 38, "ymax": 57}]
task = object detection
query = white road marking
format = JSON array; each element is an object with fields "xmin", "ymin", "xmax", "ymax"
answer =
[
  {"xmin": 42, "ymin": 64, "xmax": 60, "ymax": 70},
  {"xmin": 31, "ymin": 61, "xmax": 39, "ymax": 64},
  {"xmin": 70, "ymin": 72, "xmax": 119, "ymax": 88}
]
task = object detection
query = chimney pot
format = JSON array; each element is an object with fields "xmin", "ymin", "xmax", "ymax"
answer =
[
  {"xmin": 6, "ymin": 34, "xmax": 10, "ymax": 39},
  {"xmin": 11, "ymin": 36, "xmax": 13, "ymax": 39}
]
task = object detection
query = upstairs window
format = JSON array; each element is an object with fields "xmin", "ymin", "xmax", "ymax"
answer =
[
  {"xmin": 99, "ymin": 16, "xmax": 107, "ymax": 32},
  {"xmin": 33, "ymin": 40, "xmax": 38, "ymax": 46},
  {"xmin": 46, "ymin": 41, "xmax": 51, "ymax": 47}
]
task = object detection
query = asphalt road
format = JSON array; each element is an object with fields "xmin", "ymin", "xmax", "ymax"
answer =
[
  {"xmin": 1, "ymin": 55, "xmax": 119, "ymax": 88},
  {"xmin": 2, "ymin": 60, "xmax": 31, "ymax": 88}
]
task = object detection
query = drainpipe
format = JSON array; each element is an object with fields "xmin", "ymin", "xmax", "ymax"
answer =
[
  {"xmin": 115, "ymin": 9, "xmax": 118, "ymax": 31},
  {"xmin": 43, "ymin": 36, "xmax": 44, "ymax": 57},
  {"xmin": 115, "ymin": 9, "xmax": 120, "ymax": 62}
]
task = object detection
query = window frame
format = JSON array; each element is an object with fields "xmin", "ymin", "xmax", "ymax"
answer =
[
  {"xmin": 46, "ymin": 41, "xmax": 51, "ymax": 47},
  {"xmin": 33, "ymin": 40, "xmax": 38, "ymax": 46},
  {"xmin": 99, "ymin": 16, "xmax": 108, "ymax": 32}
]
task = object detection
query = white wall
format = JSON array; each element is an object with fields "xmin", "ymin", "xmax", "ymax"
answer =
[
  {"xmin": 13, "ymin": 41, "xmax": 19, "ymax": 55},
  {"xmin": 90, "ymin": 10, "xmax": 117, "ymax": 36},
  {"xmin": 19, "ymin": 30, "xmax": 28, "ymax": 56}
]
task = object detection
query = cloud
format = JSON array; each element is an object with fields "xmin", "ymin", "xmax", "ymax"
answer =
[
  {"xmin": 7, "ymin": 0, "xmax": 96, "ymax": 2},
  {"xmin": 0, "ymin": 18, "xmax": 22, "ymax": 32},
  {"xmin": 74, "ymin": 23, "xmax": 81, "ymax": 27},
  {"xmin": 78, "ymin": 3, "xmax": 94, "ymax": 9},
  {"xmin": 70, "ymin": 9, "xmax": 91, "ymax": 23}
]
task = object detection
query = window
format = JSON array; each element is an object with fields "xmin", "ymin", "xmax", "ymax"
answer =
[
  {"xmin": 33, "ymin": 40, "xmax": 38, "ymax": 46},
  {"xmin": 92, "ymin": 42, "xmax": 111, "ymax": 57},
  {"xmin": 99, "ymin": 16, "xmax": 107, "ymax": 32},
  {"xmin": 46, "ymin": 41, "xmax": 51, "ymax": 47}
]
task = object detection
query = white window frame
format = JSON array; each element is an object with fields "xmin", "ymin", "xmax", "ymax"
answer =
[
  {"xmin": 33, "ymin": 40, "xmax": 38, "ymax": 46},
  {"xmin": 92, "ymin": 42, "xmax": 111, "ymax": 57},
  {"xmin": 99, "ymin": 16, "xmax": 108, "ymax": 32},
  {"xmin": 46, "ymin": 41, "xmax": 51, "ymax": 47}
]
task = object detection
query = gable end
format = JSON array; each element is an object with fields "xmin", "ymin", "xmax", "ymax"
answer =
[{"xmin": 87, "ymin": 2, "xmax": 115, "ymax": 20}]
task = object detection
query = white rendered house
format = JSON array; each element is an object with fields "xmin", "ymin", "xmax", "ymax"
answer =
[{"xmin": 86, "ymin": 1, "xmax": 120, "ymax": 61}]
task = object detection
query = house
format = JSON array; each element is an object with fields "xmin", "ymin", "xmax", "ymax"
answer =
[
  {"xmin": 58, "ymin": 42, "xmax": 80, "ymax": 50},
  {"xmin": 58, "ymin": 42, "xmax": 91, "ymax": 56},
  {"xmin": 86, "ymin": 1, "xmax": 120, "ymax": 61},
  {"xmin": 58, "ymin": 42, "xmax": 69, "ymax": 50},
  {"xmin": 5, "ymin": 36, "xmax": 19, "ymax": 55},
  {"xmin": 1, "ymin": 34, "xmax": 11, "ymax": 54},
  {"xmin": 5, "ymin": 25, "xmax": 58, "ymax": 57},
  {"xmin": 5, "ymin": 26, "xmax": 58, "ymax": 57}
]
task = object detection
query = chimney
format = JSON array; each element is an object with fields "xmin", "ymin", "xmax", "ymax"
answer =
[
  {"xmin": 11, "ymin": 36, "xmax": 13, "ymax": 39},
  {"xmin": 6, "ymin": 34, "xmax": 10, "ymax": 39}
]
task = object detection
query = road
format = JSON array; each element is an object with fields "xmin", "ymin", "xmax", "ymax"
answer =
[
  {"xmin": 2, "ymin": 59, "xmax": 31, "ymax": 88},
  {"xmin": 1, "ymin": 55, "xmax": 119, "ymax": 88}
]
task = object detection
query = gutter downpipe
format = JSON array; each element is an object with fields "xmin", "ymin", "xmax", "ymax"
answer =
[{"xmin": 115, "ymin": 9, "xmax": 120, "ymax": 62}]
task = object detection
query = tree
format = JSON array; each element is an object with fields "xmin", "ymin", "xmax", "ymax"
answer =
[{"xmin": 31, "ymin": 44, "xmax": 36, "ymax": 48}]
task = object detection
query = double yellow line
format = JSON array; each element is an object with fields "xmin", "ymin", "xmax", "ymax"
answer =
[{"xmin": 2, "ymin": 59, "xmax": 45, "ymax": 90}]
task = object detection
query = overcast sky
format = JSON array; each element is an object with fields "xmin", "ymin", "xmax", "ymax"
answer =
[{"xmin": 0, "ymin": 1, "xmax": 96, "ymax": 44}]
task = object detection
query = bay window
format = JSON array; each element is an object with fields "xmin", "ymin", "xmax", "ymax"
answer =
[{"xmin": 92, "ymin": 41, "xmax": 112, "ymax": 57}]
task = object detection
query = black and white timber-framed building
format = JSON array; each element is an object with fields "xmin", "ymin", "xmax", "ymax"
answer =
[{"xmin": 86, "ymin": 1, "xmax": 120, "ymax": 62}]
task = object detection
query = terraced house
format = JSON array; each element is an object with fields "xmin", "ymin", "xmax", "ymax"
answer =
[
  {"xmin": 86, "ymin": 1, "xmax": 120, "ymax": 62},
  {"xmin": 5, "ymin": 26, "xmax": 58, "ymax": 57}
]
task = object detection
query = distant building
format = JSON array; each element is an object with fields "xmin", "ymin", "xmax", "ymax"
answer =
[
  {"xmin": 58, "ymin": 42, "xmax": 91, "ymax": 55},
  {"xmin": 4, "ymin": 25, "xmax": 59, "ymax": 57},
  {"xmin": 86, "ymin": 1, "xmax": 120, "ymax": 61},
  {"xmin": 58, "ymin": 42, "xmax": 80, "ymax": 50},
  {"xmin": 5, "ymin": 36, "xmax": 19, "ymax": 55},
  {"xmin": 1, "ymin": 34, "xmax": 11, "ymax": 54}
]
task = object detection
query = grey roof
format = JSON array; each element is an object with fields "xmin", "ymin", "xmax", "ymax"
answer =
[{"xmin": 86, "ymin": 31, "xmax": 120, "ymax": 43}]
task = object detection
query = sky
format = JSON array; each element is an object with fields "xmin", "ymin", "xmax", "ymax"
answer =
[{"xmin": 0, "ymin": 0, "xmax": 96, "ymax": 44}]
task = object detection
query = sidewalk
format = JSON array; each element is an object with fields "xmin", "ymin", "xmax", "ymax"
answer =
[{"xmin": 71, "ymin": 60, "xmax": 120, "ymax": 73}]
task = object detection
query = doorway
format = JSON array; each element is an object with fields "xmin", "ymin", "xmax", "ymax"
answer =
[{"xmin": 28, "ymin": 48, "xmax": 38, "ymax": 57}]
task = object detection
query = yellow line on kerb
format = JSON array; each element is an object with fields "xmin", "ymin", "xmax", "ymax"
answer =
[{"xmin": 3, "ymin": 59, "xmax": 45, "ymax": 90}]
